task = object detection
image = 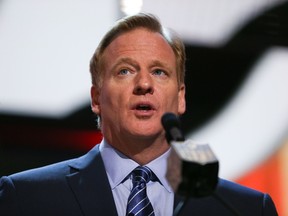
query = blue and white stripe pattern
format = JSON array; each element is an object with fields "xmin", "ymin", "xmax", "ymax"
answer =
[{"xmin": 126, "ymin": 166, "xmax": 156, "ymax": 216}]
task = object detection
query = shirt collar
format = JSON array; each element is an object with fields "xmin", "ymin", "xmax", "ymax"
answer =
[{"xmin": 99, "ymin": 139, "xmax": 173, "ymax": 193}]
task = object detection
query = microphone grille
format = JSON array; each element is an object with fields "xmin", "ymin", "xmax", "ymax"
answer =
[{"xmin": 161, "ymin": 112, "xmax": 184, "ymax": 141}]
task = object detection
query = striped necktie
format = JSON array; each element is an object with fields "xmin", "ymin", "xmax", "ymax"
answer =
[{"xmin": 126, "ymin": 166, "xmax": 156, "ymax": 216}]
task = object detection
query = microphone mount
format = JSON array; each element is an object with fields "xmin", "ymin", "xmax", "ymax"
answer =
[
  {"xmin": 161, "ymin": 112, "xmax": 218, "ymax": 198},
  {"xmin": 162, "ymin": 113, "xmax": 241, "ymax": 216}
]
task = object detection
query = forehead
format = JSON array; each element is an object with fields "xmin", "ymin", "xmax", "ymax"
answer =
[{"xmin": 101, "ymin": 28, "xmax": 176, "ymax": 63}]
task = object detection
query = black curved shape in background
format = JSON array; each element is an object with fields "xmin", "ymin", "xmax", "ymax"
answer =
[{"xmin": 181, "ymin": 1, "xmax": 288, "ymax": 133}]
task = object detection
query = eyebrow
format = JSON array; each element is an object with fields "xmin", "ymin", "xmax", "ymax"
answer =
[
  {"xmin": 150, "ymin": 60, "xmax": 171, "ymax": 70},
  {"xmin": 111, "ymin": 57, "xmax": 140, "ymax": 71}
]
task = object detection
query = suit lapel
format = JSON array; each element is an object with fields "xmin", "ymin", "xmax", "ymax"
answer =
[{"xmin": 66, "ymin": 145, "xmax": 118, "ymax": 216}]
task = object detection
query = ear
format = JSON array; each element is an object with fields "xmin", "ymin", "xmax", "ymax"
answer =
[
  {"xmin": 178, "ymin": 84, "xmax": 186, "ymax": 115},
  {"xmin": 91, "ymin": 85, "xmax": 101, "ymax": 115}
]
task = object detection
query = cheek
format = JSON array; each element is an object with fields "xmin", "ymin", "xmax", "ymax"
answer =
[
  {"xmin": 100, "ymin": 92, "xmax": 117, "ymax": 110},
  {"xmin": 164, "ymin": 86, "xmax": 181, "ymax": 103},
  {"xmin": 100, "ymin": 85, "xmax": 128, "ymax": 112}
]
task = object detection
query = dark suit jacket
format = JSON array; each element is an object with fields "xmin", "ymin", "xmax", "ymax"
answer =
[{"xmin": 0, "ymin": 145, "xmax": 278, "ymax": 216}]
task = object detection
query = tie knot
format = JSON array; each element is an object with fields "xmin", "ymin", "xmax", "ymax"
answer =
[{"xmin": 132, "ymin": 166, "xmax": 155, "ymax": 185}]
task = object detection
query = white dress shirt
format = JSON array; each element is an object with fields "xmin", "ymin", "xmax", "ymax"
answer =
[{"xmin": 99, "ymin": 139, "xmax": 174, "ymax": 216}]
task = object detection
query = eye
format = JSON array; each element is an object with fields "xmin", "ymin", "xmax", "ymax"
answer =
[
  {"xmin": 118, "ymin": 69, "xmax": 131, "ymax": 75},
  {"xmin": 153, "ymin": 69, "xmax": 167, "ymax": 76}
]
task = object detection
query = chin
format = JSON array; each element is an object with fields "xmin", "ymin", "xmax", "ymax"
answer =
[{"xmin": 130, "ymin": 127, "xmax": 162, "ymax": 139}]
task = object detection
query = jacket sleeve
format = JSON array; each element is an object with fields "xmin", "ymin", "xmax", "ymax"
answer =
[
  {"xmin": 0, "ymin": 176, "xmax": 20, "ymax": 216},
  {"xmin": 263, "ymin": 193, "xmax": 278, "ymax": 216}
]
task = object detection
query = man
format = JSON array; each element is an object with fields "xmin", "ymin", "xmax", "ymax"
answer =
[{"xmin": 0, "ymin": 13, "xmax": 277, "ymax": 215}]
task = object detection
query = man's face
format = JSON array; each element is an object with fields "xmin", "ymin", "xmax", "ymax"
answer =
[{"xmin": 91, "ymin": 28, "xmax": 185, "ymax": 142}]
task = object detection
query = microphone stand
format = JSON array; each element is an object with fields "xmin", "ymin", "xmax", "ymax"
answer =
[
  {"xmin": 173, "ymin": 197, "xmax": 188, "ymax": 216},
  {"xmin": 170, "ymin": 150, "xmax": 242, "ymax": 216}
]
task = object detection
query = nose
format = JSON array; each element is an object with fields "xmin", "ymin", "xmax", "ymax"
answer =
[{"xmin": 133, "ymin": 71, "xmax": 154, "ymax": 95}]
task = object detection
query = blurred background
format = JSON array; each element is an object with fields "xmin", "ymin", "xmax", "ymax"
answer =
[{"xmin": 0, "ymin": 0, "xmax": 287, "ymax": 214}]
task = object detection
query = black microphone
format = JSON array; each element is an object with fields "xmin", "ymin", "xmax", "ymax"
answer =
[
  {"xmin": 161, "ymin": 112, "xmax": 219, "ymax": 198},
  {"xmin": 161, "ymin": 112, "xmax": 185, "ymax": 142}
]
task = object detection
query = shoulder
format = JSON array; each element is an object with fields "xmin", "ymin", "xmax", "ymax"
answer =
[
  {"xmin": 176, "ymin": 178, "xmax": 278, "ymax": 215},
  {"xmin": 8, "ymin": 158, "xmax": 75, "ymax": 183},
  {"xmin": 0, "ymin": 158, "xmax": 75, "ymax": 215},
  {"xmin": 217, "ymin": 178, "xmax": 263, "ymax": 197},
  {"xmin": 2, "ymin": 146, "xmax": 100, "ymax": 184},
  {"xmin": 216, "ymin": 178, "xmax": 278, "ymax": 215},
  {"xmin": 6, "ymin": 144, "xmax": 101, "ymax": 183},
  {"xmin": 0, "ymin": 145, "xmax": 103, "ymax": 215}
]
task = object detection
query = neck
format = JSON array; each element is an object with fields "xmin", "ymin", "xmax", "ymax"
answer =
[{"xmin": 106, "ymin": 134, "xmax": 170, "ymax": 165}]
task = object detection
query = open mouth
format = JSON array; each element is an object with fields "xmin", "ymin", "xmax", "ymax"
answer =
[
  {"xmin": 136, "ymin": 104, "xmax": 152, "ymax": 111},
  {"xmin": 132, "ymin": 102, "xmax": 156, "ymax": 113}
]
